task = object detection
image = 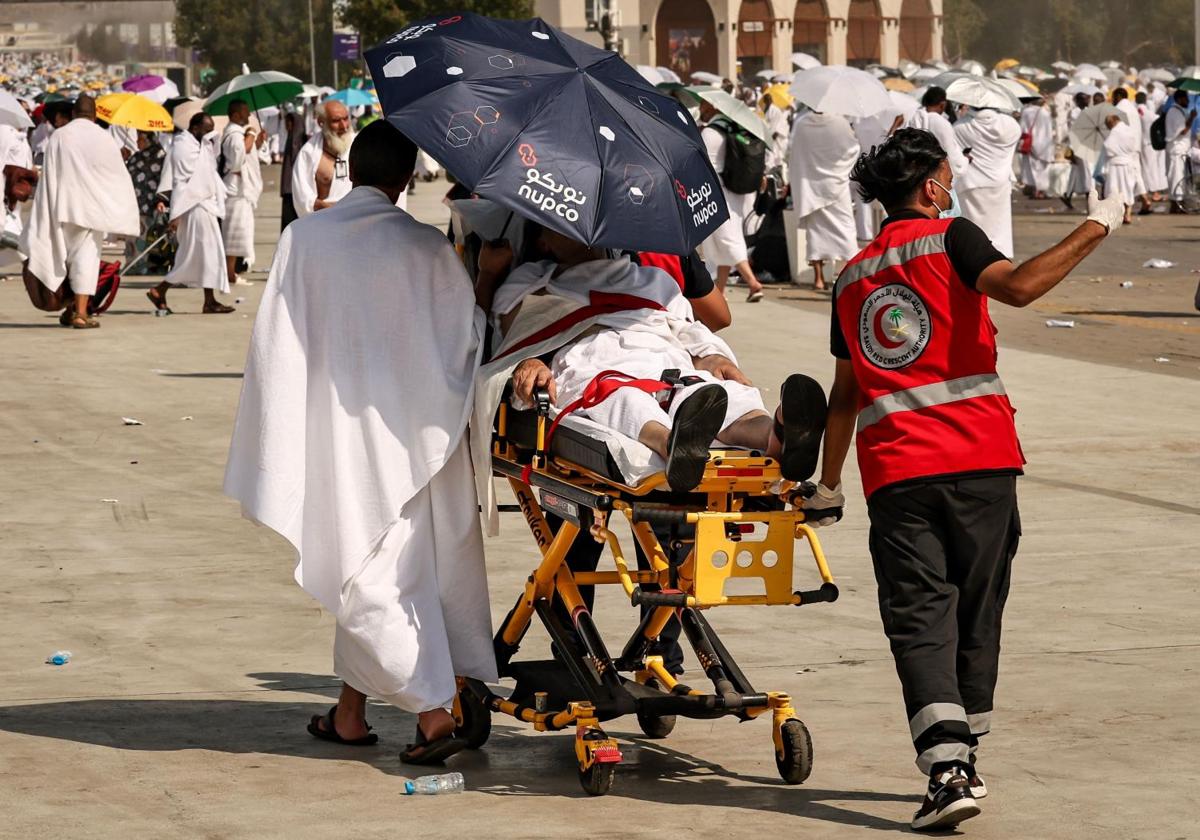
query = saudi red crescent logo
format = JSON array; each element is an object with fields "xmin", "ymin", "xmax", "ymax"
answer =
[{"xmin": 859, "ymin": 284, "xmax": 931, "ymax": 369}]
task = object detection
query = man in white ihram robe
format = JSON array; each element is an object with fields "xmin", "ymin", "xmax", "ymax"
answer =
[
  {"xmin": 225, "ymin": 121, "xmax": 495, "ymax": 763},
  {"xmin": 220, "ymin": 99, "xmax": 268, "ymax": 280},
  {"xmin": 787, "ymin": 110, "xmax": 860, "ymax": 290},
  {"xmin": 1018, "ymin": 100, "xmax": 1053, "ymax": 197},
  {"xmin": 19, "ymin": 95, "xmax": 138, "ymax": 329},
  {"xmin": 1139, "ymin": 96, "xmax": 1168, "ymax": 196},
  {"xmin": 1103, "ymin": 114, "xmax": 1140, "ymax": 225},
  {"xmin": 954, "ymin": 108, "xmax": 1021, "ymax": 258},
  {"xmin": 149, "ymin": 113, "xmax": 235, "ymax": 313}
]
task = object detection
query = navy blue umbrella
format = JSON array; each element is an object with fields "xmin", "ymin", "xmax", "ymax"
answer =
[{"xmin": 365, "ymin": 12, "xmax": 729, "ymax": 253}]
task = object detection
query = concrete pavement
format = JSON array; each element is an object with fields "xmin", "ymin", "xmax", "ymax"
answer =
[{"xmin": 0, "ymin": 173, "xmax": 1196, "ymax": 839}]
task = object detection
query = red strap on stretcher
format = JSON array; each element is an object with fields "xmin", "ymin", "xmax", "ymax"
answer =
[
  {"xmin": 520, "ymin": 369, "xmax": 671, "ymax": 485},
  {"xmin": 494, "ymin": 291, "xmax": 665, "ymax": 361}
]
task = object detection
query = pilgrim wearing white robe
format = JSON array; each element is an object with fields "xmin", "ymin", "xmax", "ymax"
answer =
[
  {"xmin": 1018, "ymin": 103, "xmax": 1053, "ymax": 194},
  {"xmin": 763, "ymin": 102, "xmax": 790, "ymax": 173},
  {"xmin": 224, "ymin": 186, "xmax": 495, "ymax": 712},
  {"xmin": 1, "ymin": 124, "xmax": 34, "ymax": 239},
  {"xmin": 18, "ymin": 117, "xmax": 138, "ymax": 295},
  {"xmin": 954, "ymin": 109, "xmax": 1021, "ymax": 258},
  {"xmin": 491, "ymin": 257, "xmax": 759, "ymax": 443},
  {"xmin": 850, "ymin": 112, "xmax": 894, "ymax": 240},
  {"xmin": 221, "ymin": 122, "xmax": 266, "ymax": 266},
  {"xmin": 1165, "ymin": 104, "xmax": 1193, "ymax": 201},
  {"xmin": 291, "ymin": 132, "xmax": 354, "ymax": 219},
  {"xmin": 1140, "ymin": 104, "xmax": 1168, "ymax": 194},
  {"xmin": 699, "ymin": 120, "xmax": 754, "ymax": 267},
  {"xmin": 1103, "ymin": 120, "xmax": 1141, "ymax": 206},
  {"xmin": 1114, "ymin": 99, "xmax": 1146, "ymax": 195},
  {"xmin": 163, "ymin": 130, "xmax": 228, "ymax": 292},
  {"xmin": 907, "ymin": 108, "xmax": 968, "ymax": 179},
  {"xmin": 109, "ymin": 123, "xmax": 138, "ymax": 157},
  {"xmin": 787, "ymin": 111, "xmax": 860, "ymax": 262}
]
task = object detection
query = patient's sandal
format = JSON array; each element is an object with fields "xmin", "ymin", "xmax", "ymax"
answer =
[
  {"xmin": 776, "ymin": 373, "xmax": 828, "ymax": 482},
  {"xmin": 665, "ymin": 384, "xmax": 728, "ymax": 492}
]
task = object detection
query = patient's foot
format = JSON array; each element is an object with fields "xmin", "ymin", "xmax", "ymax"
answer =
[
  {"xmin": 772, "ymin": 374, "xmax": 828, "ymax": 482},
  {"xmin": 664, "ymin": 385, "xmax": 728, "ymax": 491}
]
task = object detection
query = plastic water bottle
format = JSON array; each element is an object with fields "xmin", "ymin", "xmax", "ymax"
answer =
[
  {"xmin": 403, "ymin": 772, "xmax": 465, "ymax": 795},
  {"xmin": 46, "ymin": 651, "xmax": 72, "ymax": 666}
]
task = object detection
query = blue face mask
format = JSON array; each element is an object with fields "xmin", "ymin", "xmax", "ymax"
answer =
[{"xmin": 930, "ymin": 178, "xmax": 961, "ymax": 219}]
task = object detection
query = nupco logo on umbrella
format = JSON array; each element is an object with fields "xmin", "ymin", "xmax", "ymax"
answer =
[{"xmin": 676, "ymin": 178, "xmax": 720, "ymax": 229}]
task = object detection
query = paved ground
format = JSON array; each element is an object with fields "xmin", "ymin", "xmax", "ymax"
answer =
[{"xmin": 1, "ymin": 170, "xmax": 1197, "ymax": 839}]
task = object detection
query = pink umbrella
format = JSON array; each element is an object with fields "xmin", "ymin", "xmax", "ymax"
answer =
[{"xmin": 122, "ymin": 74, "xmax": 180, "ymax": 104}]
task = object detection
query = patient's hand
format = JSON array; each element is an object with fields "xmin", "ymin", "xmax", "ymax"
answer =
[
  {"xmin": 694, "ymin": 354, "xmax": 752, "ymax": 386},
  {"xmin": 513, "ymin": 358, "xmax": 558, "ymax": 406}
]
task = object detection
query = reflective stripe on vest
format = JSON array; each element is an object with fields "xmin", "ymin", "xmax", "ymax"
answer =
[
  {"xmin": 835, "ymin": 233, "xmax": 948, "ymax": 296},
  {"xmin": 856, "ymin": 372, "xmax": 1008, "ymax": 432}
]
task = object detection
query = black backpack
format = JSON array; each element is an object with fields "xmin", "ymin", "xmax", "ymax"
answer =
[
  {"xmin": 1150, "ymin": 110, "xmax": 1169, "ymax": 152},
  {"xmin": 710, "ymin": 118, "xmax": 766, "ymax": 195}
]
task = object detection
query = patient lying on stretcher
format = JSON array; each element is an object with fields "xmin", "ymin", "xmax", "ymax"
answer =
[{"xmin": 475, "ymin": 223, "xmax": 826, "ymax": 492}]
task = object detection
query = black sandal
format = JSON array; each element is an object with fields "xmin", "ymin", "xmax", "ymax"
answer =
[
  {"xmin": 664, "ymin": 384, "xmax": 728, "ymax": 492},
  {"xmin": 306, "ymin": 705, "xmax": 379, "ymax": 746},
  {"xmin": 399, "ymin": 724, "xmax": 467, "ymax": 766},
  {"xmin": 775, "ymin": 374, "xmax": 827, "ymax": 482}
]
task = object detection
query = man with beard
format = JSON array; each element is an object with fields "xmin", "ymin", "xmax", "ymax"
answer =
[{"xmin": 291, "ymin": 100, "xmax": 356, "ymax": 218}]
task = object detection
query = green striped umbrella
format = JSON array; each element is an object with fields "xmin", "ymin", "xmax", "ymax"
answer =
[
  {"xmin": 203, "ymin": 70, "xmax": 304, "ymax": 116},
  {"xmin": 1168, "ymin": 76, "xmax": 1200, "ymax": 93}
]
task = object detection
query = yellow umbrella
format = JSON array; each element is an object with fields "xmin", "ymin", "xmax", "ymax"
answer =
[
  {"xmin": 883, "ymin": 77, "xmax": 915, "ymax": 92},
  {"xmin": 994, "ymin": 58, "xmax": 1021, "ymax": 72},
  {"xmin": 96, "ymin": 92, "xmax": 173, "ymax": 132},
  {"xmin": 1013, "ymin": 78, "xmax": 1039, "ymax": 93},
  {"xmin": 764, "ymin": 83, "xmax": 794, "ymax": 109}
]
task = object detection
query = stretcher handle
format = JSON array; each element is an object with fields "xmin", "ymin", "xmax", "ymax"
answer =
[
  {"xmin": 630, "ymin": 588, "xmax": 689, "ymax": 608},
  {"xmin": 794, "ymin": 582, "xmax": 840, "ymax": 606},
  {"xmin": 533, "ymin": 387, "xmax": 552, "ymax": 417},
  {"xmin": 630, "ymin": 506, "xmax": 690, "ymax": 526}
]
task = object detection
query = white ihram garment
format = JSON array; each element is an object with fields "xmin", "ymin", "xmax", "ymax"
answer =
[
  {"xmin": 1018, "ymin": 104, "xmax": 1053, "ymax": 193},
  {"xmin": 1165, "ymin": 106, "xmax": 1192, "ymax": 201},
  {"xmin": 221, "ymin": 123, "xmax": 267, "ymax": 264},
  {"xmin": 1140, "ymin": 106, "xmax": 1168, "ymax": 193},
  {"xmin": 954, "ymin": 109, "xmax": 1020, "ymax": 258},
  {"xmin": 1115, "ymin": 99, "xmax": 1146, "ymax": 194},
  {"xmin": 1103, "ymin": 120, "xmax": 1141, "ymax": 205},
  {"xmin": 491, "ymin": 258, "xmax": 762, "ymax": 443},
  {"xmin": 907, "ymin": 109, "xmax": 968, "ymax": 178},
  {"xmin": 291, "ymin": 130, "xmax": 407, "ymax": 216},
  {"xmin": 788, "ymin": 111, "xmax": 860, "ymax": 262},
  {"xmin": 224, "ymin": 187, "xmax": 494, "ymax": 711},
  {"xmin": 699, "ymin": 122, "xmax": 753, "ymax": 266},
  {"xmin": 164, "ymin": 131, "xmax": 228, "ymax": 292},
  {"xmin": 18, "ymin": 118, "xmax": 138, "ymax": 294}
]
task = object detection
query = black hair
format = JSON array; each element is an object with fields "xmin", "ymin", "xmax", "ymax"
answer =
[
  {"xmin": 227, "ymin": 97, "xmax": 248, "ymax": 117},
  {"xmin": 921, "ymin": 86, "xmax": 947, "ymax": 108},
  {"xmin": 1112, "ymin": 87, "xmax": 1128, "ymax": 103},
  {"xmin": 1135, "ymin": 91, "xmax": 1147, "ymax": 105},
  {"xmin": 1073, "ymin": 92, "xmax": 1090, "ymax": 109},
  {"xmin": 850, "ymin": 128, "xmax": 947, "ymax": 211},
  {"xmin": 1175, "ymin": 89, "xmax": 1191, "ymax": 103},
  {"xmin": 188, "ymin": 111, "xmax": 210, "ymax": 130},
  {"xmin": 348, "ymin": 119, "xmax": 417, "ymax": 189}
]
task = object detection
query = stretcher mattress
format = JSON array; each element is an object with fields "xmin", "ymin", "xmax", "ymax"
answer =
[{"xmin": 504, "ymin": 407, "xmax": 663, "ymax": 487}]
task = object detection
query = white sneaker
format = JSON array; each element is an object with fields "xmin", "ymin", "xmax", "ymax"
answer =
[{"xmin": 911, "ymin": 768, "xmax": 980, "ymax": 832}]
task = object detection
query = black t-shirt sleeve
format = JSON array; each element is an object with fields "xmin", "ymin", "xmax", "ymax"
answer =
[
  {"xmin": 681, "ymin": 251, "xmax": 715, "ymax": 299},
  {"xmin": 944, "ymin": 217, "xmax": 1010, "ymax": 289},
  {"xmin": 830, "ymin": 294, "xmax": 851, "ymax": 359}
]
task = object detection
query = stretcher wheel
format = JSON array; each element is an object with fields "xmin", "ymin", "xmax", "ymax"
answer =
[
  {"xmin": 635, "ymin": 678, "xmax": 676, "ymax": 739},
  {"xmin": 579, "ymin": 761, "xmax": 616, "ymax": 796},
  {"xmin": 776, "ymin": 718, "xmax": 813, "ymax": 785},
  {"xmin": 454, "ymin": 686, "xmax": 491, "ymax": 749}
]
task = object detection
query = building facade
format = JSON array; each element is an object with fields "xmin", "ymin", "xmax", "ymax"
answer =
[{"xmin": 537, "ymin": 0, "xmax": 944, "ymax": 79}]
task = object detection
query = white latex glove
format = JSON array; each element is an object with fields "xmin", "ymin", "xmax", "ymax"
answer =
[
  {"xmin": 1085, "ymin": 190, "xmax": 1125, "ymax": 234},
  {"xmin": 803, "ymin": 482, "xmax": 845, "ymax": 528}
]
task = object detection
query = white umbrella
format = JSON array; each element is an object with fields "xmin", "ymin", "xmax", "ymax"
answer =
[
  {"xmin": 656, "ymin": 66, "xmax": 682, "ymax": 84},
  {"xmin": 888, "ymin": 89, "xmax": 920, "ymax": 118},
  {"xmin": 691, "ymin": 71, "xmax": 723, "ymax": 86},
  {"xmin": 755, "ymin": 69, "xmax": 778, "ymax": 81},
  {"xmin": 689, "ymin": 87, "xmax": 769, "ymax": 142},
  {"xmin": 1069, "ymin": 103, "xmax": 1125, "ymax": 155},
  {"xmin": 898, "ymin": 59, "xmax": 920, "ymax": 79},
  {"xmin": 1180, "ymin": 65, "xmax": 1200, "ymax": 79},
  {"xmin": 912, "ymin": 66, "xmax": 942, "ymax": 82},
  {"xmin": 1051, "ymin": 60, "xmax": 1075, "ymax": 72},
  {"xmin": 636, "ymin": 65, "xmax": 664, "ymax": 86},
  {"xmin": 1072, "ymin": 63, "xmax": 1106, "ymax": 84},
  {"xmin": 926, "ymin": 60, "xmax": 950, "ymax": 72},
  {"xmin": 995, "ymin": 77, "xmax": 1040, "ymax": 102},
  {"xmin": 1099, "ymin": 60, "xmax": 1123, "ymax": 70},
  {"xmin": 300, "ymin": 83, "xmax": 322, "ymax": 98},
  {"xmin": 957, "ymin": 60, "xmax": 986, "ymax": 76},
  {"xmin": 1062, "ymin": 82, "xmax": 1102, "ymax": 98},
  {"xmin": 944, "ymin": 76, "xmax": 1023, "ymax": 112},
  {"xmin": 1139, "ymin": 67, "xmax": 1176, "ymax": 84},
  {"xmin": 789, "ymin": 65, "xmax": 891, "ymax": 117},
  {"xmin": 771, "ymin": 73, "xmax": 793, "ymax": 84},
  {"xmin": 1101, "ymin": 67, "xmax": 1126, "ymax": 87},
  {"xmin": 0, "ymin": 89, "xmax": 33, "ymax": 130},
  {"xmin": 791, "ymin": 52, "xmax": 821, "ymax": 71}
]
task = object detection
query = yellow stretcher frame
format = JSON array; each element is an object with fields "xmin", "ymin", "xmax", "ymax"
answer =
[{"xmin": 451, "ymin": 401, "xmax": 839, "ymax": 796}]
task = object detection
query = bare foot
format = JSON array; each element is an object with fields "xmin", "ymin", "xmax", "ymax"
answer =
[
  {"xmin": 311, "ymin": 704, "xmax": 371, "ymax": 740},
  {"xmin": 417, "ymin": 708, "xmax": 456, "ymax": 742}
]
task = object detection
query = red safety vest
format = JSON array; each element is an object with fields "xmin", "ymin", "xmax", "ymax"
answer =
[{"xmin": 834, "ymin": 216, "xmax": 1024, "ymax": 498}]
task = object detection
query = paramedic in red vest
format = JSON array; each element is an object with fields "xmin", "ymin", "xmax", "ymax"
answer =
[{"xmin": 810, "ymin": 129, "xmax": 1126, "ymax": 832}]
